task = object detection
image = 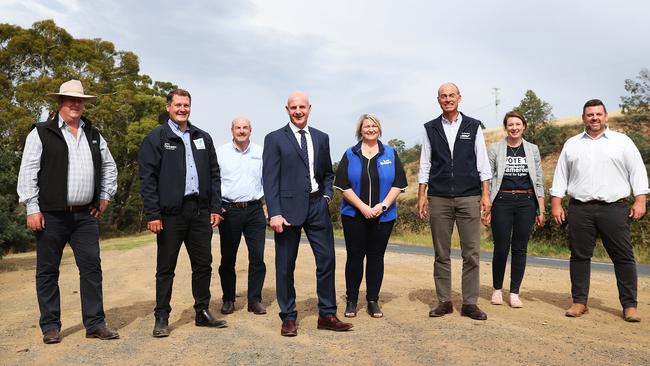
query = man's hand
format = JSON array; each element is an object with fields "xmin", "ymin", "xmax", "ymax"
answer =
[
  {"xmin": 26, "ymin": 212, "xmax": 45, "ymax": 231},
  {"xmin": 210, "ymin": 213, "xmax": 223, "ymax": 228},
  {"xmin": 629, "ymin": 195, "xmax": 647, "ymax": 221},
  {"xmin": 480, "ymin": 194, "xmax": 491, "ymax": 216},
  {"xmin": 270, "ymin": 215, "xmax": 290, "ymax": 233},
  {"xmin": 90, "ymin": 199, "xmax": 110, "ymax": 219},
  {"xmin": 417, "ymin": 184, "xmax": 428, "ymax": 219},
  {"xmin": 147, "ymin": 220, "xmax": 163, "ymax": 234},
  {"xmin": 481, "ymin": 211, "xmax": 491, "ymax": 226},
  {"xmin": 550, "ymin": 197, "xmax": 565, "ymax": 225}
]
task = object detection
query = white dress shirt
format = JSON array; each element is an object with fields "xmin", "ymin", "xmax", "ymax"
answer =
[
  {"xmin": 17, "ymin": 115, "xmax": 118, "ymax": 214},
  {"xmin": 550, "ymin": 128, "xmax": 649, "ymax": 202},
  {"xmin": 418, "ymin": 113, "xmax": 492, "ymax": 184},
  {"xmin": 216, "ymin": 141, "xmax": 264, "ymax": 202},
  {"xmin": 288, "ymin": 122, "xmax": 319, "ymax": 193}
]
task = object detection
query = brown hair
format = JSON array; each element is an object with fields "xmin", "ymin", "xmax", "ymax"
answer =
[
  {"xmin": 502, "ymin": 111, "xmax": 528, "ymax": 129},
  {"xmin": 582, "ymin": 99, "xmax": 607, "ymax": 114},
  {"xmin": 166, "ymin": 89, "xmax": 192, "ymax": 104}
]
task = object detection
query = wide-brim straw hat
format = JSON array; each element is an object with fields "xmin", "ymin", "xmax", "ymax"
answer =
[{"xmin": 46, "ymin": 79, "xmax": 97, "ymax": 100}]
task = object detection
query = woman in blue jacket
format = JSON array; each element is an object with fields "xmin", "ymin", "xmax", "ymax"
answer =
[
  {"xmin": 484, "ymin": 111, "xmax": 545, "ymax": 308},
  {"xmin": 334, "ymin": 114, "xmax": 407, "ymax": 318}
]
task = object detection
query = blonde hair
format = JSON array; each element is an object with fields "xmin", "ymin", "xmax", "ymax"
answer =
[{"xmin": 355, "ymin": 113, "xmax": 383, "ymax": 140}]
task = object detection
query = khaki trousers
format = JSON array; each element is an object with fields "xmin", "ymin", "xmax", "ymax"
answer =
[{"xmin": 428, "ymin": 195, "xmax": 481, "ymax": 304}]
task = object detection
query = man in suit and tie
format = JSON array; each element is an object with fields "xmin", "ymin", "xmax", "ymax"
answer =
[{"xmin": 263, "ymin": 91, "xmax": 353, "ymax": 336}]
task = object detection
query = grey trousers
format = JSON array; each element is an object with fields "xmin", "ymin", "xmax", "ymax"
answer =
[{"xmin": 428, "ymin": 196, "xmax": 481, "ymax": 304}]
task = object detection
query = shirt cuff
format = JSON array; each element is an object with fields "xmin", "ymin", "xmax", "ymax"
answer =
[
  {"xmin": 100, "ymin": 192, "xmax": 112, "ymax": 200},
  {"xmin": 26, "ymin": 202, "xmax": 41, "ymax": 215},
  {"xmin": 548, "ymin": 188, "xmax": 566, "ymax": 198}
]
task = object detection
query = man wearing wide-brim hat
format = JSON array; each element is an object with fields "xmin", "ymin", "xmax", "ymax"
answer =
[{"xmin": 17, "ymin": 79, "xmax": 120, "ymax": 343}]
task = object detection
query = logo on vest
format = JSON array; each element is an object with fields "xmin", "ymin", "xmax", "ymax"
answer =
[
  {"xmin": 164, "ymin": 142, "xmax": 177, "ymax": 151},
  {"xmin": 459, "ymin": 132, "xmax": 471, "ymax": 140},
  {"xmin": 379, "ymin": 159, "xmax": 393, "ymax": 166},
  {"xmin": 92, "ymin": 140, "xmax": 98, "ymax": 144}
]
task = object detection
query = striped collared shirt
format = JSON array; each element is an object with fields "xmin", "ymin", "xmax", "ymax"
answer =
[{"xmin": 17, "ymin": 115, "xmax": 118, "ymax": 214}]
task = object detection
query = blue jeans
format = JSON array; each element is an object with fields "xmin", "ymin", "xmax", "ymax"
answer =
[{"xmin": 490, "ymin": 192, "xmax": 536, "ymax": 294}]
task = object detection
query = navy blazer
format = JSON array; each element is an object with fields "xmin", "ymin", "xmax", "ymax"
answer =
[{"xmin": 262, "ymin": 123, "xmax": 334, "ymax": 226}]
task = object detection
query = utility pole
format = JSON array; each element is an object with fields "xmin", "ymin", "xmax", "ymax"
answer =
[{"xmin": 493, "ymin": 87, "xmax": 500, "ymax": 127}]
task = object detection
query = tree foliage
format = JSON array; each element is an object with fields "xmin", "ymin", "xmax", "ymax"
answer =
[
  {"xmin": 0, "ymin": 20, "xmax": 175, "ymax": 253},
  {"xmin": 620, "ymin": 68, "xmax": 650, "ymax": 119},
  {"xmin": 512, "ymin": 90, "xmax": 554, "ymax": 144},
  {"xmin": 387, "ymin": 138, "xmax": 406, "ymax": 154}
]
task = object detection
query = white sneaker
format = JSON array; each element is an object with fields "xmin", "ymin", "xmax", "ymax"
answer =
[
  {"xmin": 491, "ymin": 289, "xmax": 503, "ymax": 305},
  {"xmin": 510, "ymin": 293, "xmax": 523, "ymax": 308}
]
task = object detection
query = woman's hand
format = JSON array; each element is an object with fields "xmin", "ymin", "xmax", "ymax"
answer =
[
  {"xmin": 359, "ymin": 204, "xmax": 376, "ymax": 219},
  {"xmin": 481, "ymin": 211, "xmax": 491, "ymax": 226},
  {"xmin": 535, "ymin": 212, "xmax": 545, "ymax": 227}
]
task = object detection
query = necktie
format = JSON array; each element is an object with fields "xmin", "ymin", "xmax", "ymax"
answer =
[{"xmin": 298, "ymin": 129, "xmax": 309, "ymax": 165}]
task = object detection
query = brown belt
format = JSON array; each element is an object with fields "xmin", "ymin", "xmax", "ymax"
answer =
[{"xmin": 499, "ymin": 189, "xmax": 534, "ymax": 194}]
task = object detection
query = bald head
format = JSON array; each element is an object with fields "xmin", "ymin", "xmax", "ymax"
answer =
[
  {"xmin": 286, "ymin": 91, "xmax": 311, "ymax": 129},
  {"xmin": 231, "ymin": 115, "xmax": 251, "ymax": 129}
]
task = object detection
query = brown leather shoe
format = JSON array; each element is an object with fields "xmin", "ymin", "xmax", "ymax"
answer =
[
  {"xmin": 43, "ymin": 328, "xmax": 61, "ymax": 344},
  {"xmin": 317, "ymin": 315, "xmax": 353, "ymax": 331},
  {"xmin": 86, "ymin": 324, "xmax": 120, "ymax": 340},
  {"xmin": 565, "ymin": 303, "xmax": 589, "ymax": 318},
  {"xmin": 221, "ymin": 301, "xmax": 235, "ymax": 314},
  {"xmin": 247, "ymin": 302, "xmax": 266, "ymax": 315},
  {"xmin": 460, "ymin": 304, "xmax": 488, "ymax": 320},
  {"xmin": 281, "ymin": 319, "xmax": 297, "ymax": 337},
  {"xmin": 429, "ymin": 301, "xmax": 453, "ymax": 317},
  {"xmin": 623, "ymin": 307, "xmax": 641, "ymax": 322}
]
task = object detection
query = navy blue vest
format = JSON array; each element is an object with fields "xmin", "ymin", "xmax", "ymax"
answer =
[
  {"xmin": 424, "ymin": 113, "xmax": 481, "ymax": 197},
  {"xmin": 34, "ymin": 117, "xmax": 102, "ymax": 211}
]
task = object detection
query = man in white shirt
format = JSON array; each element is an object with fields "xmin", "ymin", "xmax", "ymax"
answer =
[
  {"xmin": 216, "ymin": 116, "xmax": 267, "ymax": 316},
  {"xmin": 417, "ymin": 83, "xmax": 492, "ymax": 320},
  {"xmin": 551, "ymin": 99, "xmax": 648, "ymax": 322}
]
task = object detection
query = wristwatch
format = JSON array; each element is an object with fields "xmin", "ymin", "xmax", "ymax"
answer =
[{"xmin": 381, "ymin": 204, "xmax": 388, "ymax": 212}]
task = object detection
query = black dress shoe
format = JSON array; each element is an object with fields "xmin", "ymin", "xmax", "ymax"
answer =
[
  {"xmin": 460, "ymin": 304, "xmax": 488, "ymax": 320},
  {"xmin": 344, "ymin": 300, "xmax": 358, "ymax": 318},
  {"xmin": 196, "ymin": 309, "xmax": 227, "ymax": 328},
  {"xmin": 221, "ymin": 301, "xmax": 235, "ymax": 314},
  {"xmin": 247, "ymin": 302, "xmax": 267, "ymax": 315},
  {"xmin": 281, "ymin": 319, "xmax": 297, "ymax": 336},
  {"xmin": 86, "ymin": 324, "xmax": 120, "ymax": 340},
  {"xmin": 429, "ymin": 301, "xmax": 453, "ymax": 317},
  {"xmin": 42, "ymin": 328, "xmax": 61, "ymax": 344},
  {"xmin": 153, "ymin": 317, "xmax": 169, "ymax": 337},
  {"xmin": 367, "ymin": 301, "xmax": 383, "ymax": 318}
]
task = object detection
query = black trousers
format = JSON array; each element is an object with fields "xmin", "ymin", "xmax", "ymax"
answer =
[
  {"xmin": 341, "ymin": 215, "xmax": 395, "ymax": 302},
  {"xmin": 490, "ymin": 192, "xmax": 537, "ymax": 294},
  {"xmin": 155, "ymin": 198, "xmax": 213, "ymax": 319},
  {"xmin": 218, "ymin": 201, "xmax": 266, "ymax": 303},
  {"xmin": 568, "ymin": 199, "xmax": 637, "ymax": 308},
  {"xmin": 35, "ymin": 211, "xmax": 105, "ymax": 333}
]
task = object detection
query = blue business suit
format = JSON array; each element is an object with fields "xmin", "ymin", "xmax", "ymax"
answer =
[{"xmin": 263, "ymin": 123, "xmax": 336, "ymax": 321}]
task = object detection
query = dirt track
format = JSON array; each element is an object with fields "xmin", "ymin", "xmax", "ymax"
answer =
[{"xmin": 1, "ymin": 236, "xmax": 648, "ymax": 366}]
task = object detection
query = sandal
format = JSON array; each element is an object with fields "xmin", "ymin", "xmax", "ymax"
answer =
[
  {"xmin": 344, "ymin": 300, "xmax": 357, "ymax": 318},
  {"xmin": 367, "ymin": 301, "xmax": 383, "ymax": 318}
]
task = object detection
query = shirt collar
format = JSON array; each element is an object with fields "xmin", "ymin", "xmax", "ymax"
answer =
[
  {"xmin": 168, "ymin": 119, "xmax": 190, "ymax": 134},
  {"xmin": 289, "ymin": 122, "xmax": 309, "ymax": 135},
  {"xmin": 58, "ymin": 114, "xmax": 85, "ymax": 129},
  {"xmin": 231, "ymin": 140, "xmax": 251, "ymax": 153},
  {"xmin": 442, "ymin": 112, "xmax": 462, "ymax": 125},
  {"xmin": 580, "ymin": 126, "xmax": 610, "ymax": 140}
]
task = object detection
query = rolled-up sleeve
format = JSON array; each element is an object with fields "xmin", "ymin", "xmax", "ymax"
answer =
[
  {"xmin": 99, "ymin": 134, "xmax": 118, "ymax": 200},
  {"xmin": 474, "ymin": 127, "xmax": 492, "ymax": 181},
  {"xmin": 418, "ymin": 127, "xmax": 431, "ymax": 184}
]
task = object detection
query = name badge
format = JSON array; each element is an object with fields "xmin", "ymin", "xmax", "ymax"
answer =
[
  {"xmin": 164, "ymin": 142, "xmax": 177, "ymax": 150},
  {"xmin": 194, "ymin": 138, "xmax": 206, "ymax": 150},
  {"xmin": 459, "ymin": 132, "xmax": 471, "ymax": 140}
]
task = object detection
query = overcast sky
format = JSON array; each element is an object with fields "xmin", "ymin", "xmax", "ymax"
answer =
[{"xmin": 4, "ymin": 0, "xmax": 650, "ymax": 156}]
